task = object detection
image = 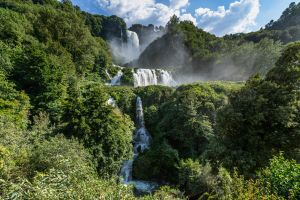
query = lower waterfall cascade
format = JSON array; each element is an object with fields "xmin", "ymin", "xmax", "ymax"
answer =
[{"xmin": 120, "ymin": 97, "xmax": 157, "ymax": 193}]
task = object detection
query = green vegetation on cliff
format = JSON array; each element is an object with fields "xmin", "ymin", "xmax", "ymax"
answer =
[{"xmin": 0, "ymin": 0, "xmax": 299, "ymax": 199}]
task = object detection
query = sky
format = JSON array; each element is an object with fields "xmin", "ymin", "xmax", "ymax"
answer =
[{"xmin": 71, "ymin": 0, "xmax": 300, "ymax": 36}]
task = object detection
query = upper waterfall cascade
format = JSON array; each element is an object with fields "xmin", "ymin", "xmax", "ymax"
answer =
[
  {"xmin": 124, "ymin": 30, "xmax": 140, "ymax": 62},
  {"xmin": 110, "ymin": 29, "xmax": 140, "ymax": 64},
  {"xmin": 126, "ymin": 30, "xmax": 140, "ymax": 51}
]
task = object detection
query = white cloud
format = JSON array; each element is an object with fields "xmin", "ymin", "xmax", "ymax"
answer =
[
  {"xmin": 87, "ymin": 0, "xmax": 260, "ymax": 35},
  {"xmin": 96, "ymin": 0, "xmax": 156, "ymax": 23},
  {"xmin": 195, "ymin": 0, "xmax": 260, "ymax": 36},
  {"xmin": 180, "ymin": 13, "xmax": 197, "ymax": 25},
  {"xmin": 169, "ymin": 0, "xmax": 189, "ymax": 10},
  {"xmin": 95, "ymin": 0, "xmax": 196, "ymax": 26}
]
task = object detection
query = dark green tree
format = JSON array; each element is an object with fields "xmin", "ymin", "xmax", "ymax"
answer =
[
  {"xmin": 217, "ymin": 42, "xmax": 300, "ymax": 174},
  {"xmin": 63, "ymin": 82, "xmax": 134, "ymax": 176},
  {"xmin": 12, "ymin": 41, "xmax": 69, "ymax": 121}
]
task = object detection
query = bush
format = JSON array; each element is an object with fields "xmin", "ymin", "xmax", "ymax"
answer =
[
  {"xmin": 178, "ymin": 159, "xmax": 216, "ymax": 198},
  {"xmin": 258, "ymin": 154, "xmax": 300, "ymax": 199},
  {"xmin": 63, "ymin": 82, "xmax": 134, "ymax": 176},
  {"xmin": 217, "ymin": 42, "xmax": 300, "ymax": 175},
  {"xmin": 121, "ymin": 67, "xmax": 134, "ymax": 86},
  {"xmin": 133, "ymin": 141, "xmax": 179, "ymax": 183},
  {"xmin": 107, "ymin": 86, "xmax": 136, "ymax": 119}
]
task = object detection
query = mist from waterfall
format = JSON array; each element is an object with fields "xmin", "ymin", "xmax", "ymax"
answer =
[
  {"xmin": 109, "ymin": 30, "xmax": 140, "ymax": 64},
  {"xmin": 126, "ymin": 30, "xmax": 140, "ymax": 53},
  {"xmin": 120, "ymin": 97, "xmax": 156, "ymax": 193}
]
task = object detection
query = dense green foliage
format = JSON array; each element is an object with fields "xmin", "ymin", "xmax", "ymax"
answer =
[
  {"xmin": 0, "ymin": 0, "xmax": 117, "ymax": 122},
  {"xmin": 133, "ymin": 44, "xmax": 299, "ymax": 198},
  {"xmin": 83, "ymin": 11, "xmax": 126, "ymax": 40},
  {"xmin": 121, "ymin": 67, "xmax": 135, "ymax": 86},
  {"xmin": 133, "ymin": 82, "xmax": 243, "ymax": 184},
  {"xmin": 215, "ymin": 42, "xmax": 300, "ymax": 175},
  {"xmin": 63, "ymin": 82, "xmax": 134, "ymax": 176},
  {"xmin": 258, "ymin": 154, "xmax": 300, "ymax": 199},
  {"xmin": 0, "ymin": 0, "xmax": 299, "ymax": 199}
]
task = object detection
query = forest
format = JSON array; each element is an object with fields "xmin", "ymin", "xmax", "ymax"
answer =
[{"xmin": 0, "ymin": 0, "xmax": 299, "ymax": 199}]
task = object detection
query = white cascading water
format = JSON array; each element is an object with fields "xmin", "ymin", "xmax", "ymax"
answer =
[
  {"xmin": 157, "ymin": 69, "xmax": 176, "ymax": 86},
  {"xmin": 133, "ymin": 69, "xmax": 158, "ymax": 87},
  {"xmin": 105, "ymin": 70, "xmax": 112, "ymax": 80},
  {"xmin": 133, "ymin": 69, "xmax": 176, "ymax": 87},
  {"xmin": 124, "ymin": 30, "xmax": 140, "ymax": 63},
  {"xmin": 110, "ymin": 30, "xmax": 140, "ymax": 64},
  {"xmin": 108, "ymin": 67, "xmax": 176, "ymax": 87},
  {"xmin": 120, "ymin": 97, "xmax": 156, "ymax": 193},
  {"xmin": 110, "ymin": 70, "xmax": 123, "ymax": 86},
  {"xmin": 107, "ymin": 97, "xmax": 117, "ymax": 107},
  {"xmin": 126, "ymin": 30, "xmax": 140, "ymax": 51}
]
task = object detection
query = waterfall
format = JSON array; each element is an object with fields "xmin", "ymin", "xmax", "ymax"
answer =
[
  {"xmin": 122, "ymin": 30, "xmax": 140, "ymax": 63},
  {"xmin": 108, "ymin": 66, "xmax": 176, "ymax": 87},
  {"xmin": 157, "ymin": 69, "xmax": 176, "ymax": 86},
  {"xmin": 107, "ymin": 97, "xmax": 117, "ymax": 107},
  {"xmin": 134, "ymin": 97, "xmax": 151, "ymax": 153},
  {"xmin": 133, "ymin": 69, "xmax": 158, "ymax": 87},
  {"xmin": 110, "ymin": 30, "xmax": 140, "ymax": 64},
  {"xmin": 133, "ymin": 69, "xmax": 176, "ymax": 87},
  {"xmin": 106, "ymin": 67, "xmax": 176, "ymax": 87},
  {"xmin": 105, "ymin": 70, "xmax": 112, "ymax": 79},
  {"xmin": 120, "ymin": 97, "xmax": 156, "ymax": 192},
  {"xmin": 126, "ymin": 30, "xmax": 140, "ymax": 51},
  {"xmin": 110, "ymin": 70, "xmax": 123, "ymax": 86}
]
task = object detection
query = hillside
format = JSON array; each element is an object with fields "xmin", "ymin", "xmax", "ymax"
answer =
[
  {"xmin": 227, "ymin": 2, "xmax": 300, "ymax": 44},
  {"xmin": 134, "ymin": 3, "xmax": 300, "ymax": 80},
  {"xmin": 135, "ymin": 20, "xmax": 282, "ymax": 81},
  {"xmin": 0, "ymin": 0, "xmax": 299, "ymax": 199}
]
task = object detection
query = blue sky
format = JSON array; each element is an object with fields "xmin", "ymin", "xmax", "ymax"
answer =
[{"xmin": 71, "ymin": 0, "xmax": 300, "ymax": 36}]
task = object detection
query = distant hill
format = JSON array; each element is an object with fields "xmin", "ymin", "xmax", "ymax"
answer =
[
  {"xmin": 229, "ymin": 2, "xmax": 300, "ymax": 44},
  {"xmin": 266, "ymin": 2, "xmax": 300, "ymax": 30},
  {"xmin": 134, "ymin": 16, "xmax": 219, "ymax": 70},
  {"xmin": 134, "ymin": 2, "xmax": 300, "ymax": 80},
  {"xmin": 133, "ymin": 14, "xmax": 284, "ymax": 80}
]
